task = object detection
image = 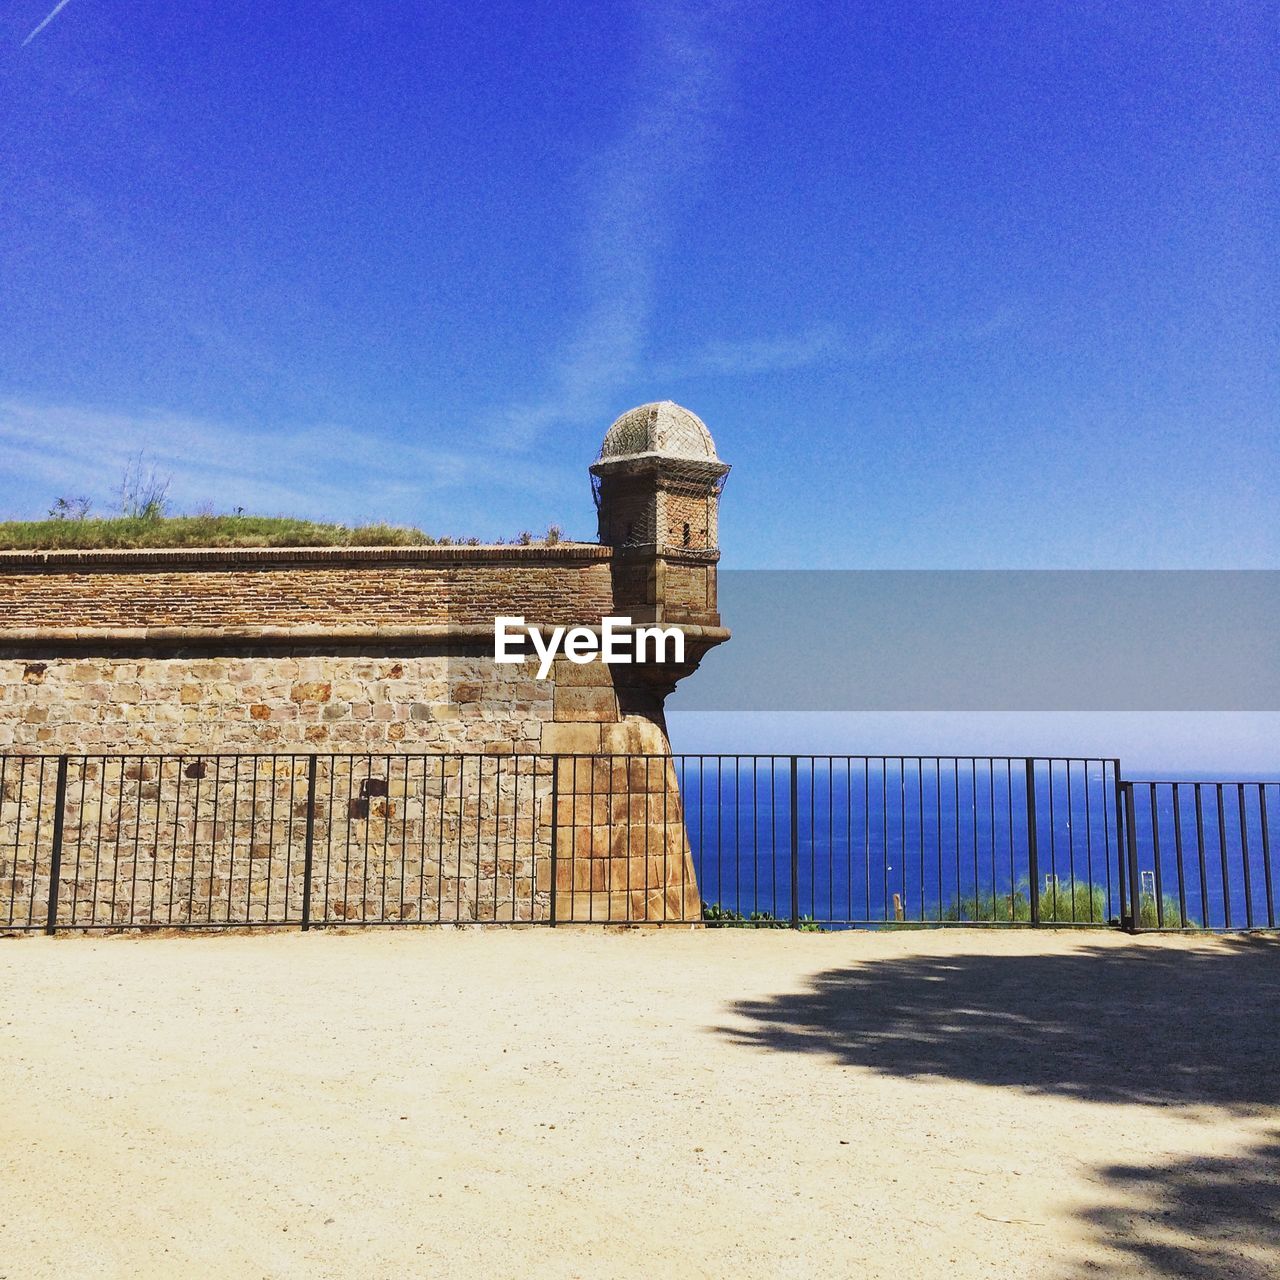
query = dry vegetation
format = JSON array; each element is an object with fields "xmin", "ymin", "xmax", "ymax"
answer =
[
  {"xmin": 0, "ymin": 515, "xmax": 570, "ymax": 551},
  {"xmin": 2, "ymin": 454, "xmax": 570, "ymax": 550},
  {"xmin": 0, "ymin": 514, "xmax": 435, "ymax": 550}
]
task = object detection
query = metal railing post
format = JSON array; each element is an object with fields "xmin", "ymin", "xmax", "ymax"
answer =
[
  {"xmin": 1025, "ymin": 759, "xmax": 1040, "ymax": 927},
  {"xmin": 1123, "ymin": 781, "xmax": 1141, "ymax": 934},
  {"xmin": 44, "ymin": 755, "xmax": 69, "ymax": 936},
  {"xmin": 789, "ymin": 756, "xmax": 799, "ymax": 929},
  {"xmin": 301, "ymin": 755, "xmax": 317, "ymax": 931},
  {"xmin": 1113, "ymin": 759, "xmax": 1127, "ymax": 929},
  {"xmin": 549, "ymin": 756, "xmax": 559, "ymax": 927}
]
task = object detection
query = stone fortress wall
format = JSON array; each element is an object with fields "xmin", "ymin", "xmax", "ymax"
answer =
[{"xmin": 0, "ymin": 403, "xmax": 730, "ymax": 927}]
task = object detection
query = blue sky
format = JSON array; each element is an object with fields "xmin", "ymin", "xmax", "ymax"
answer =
[
  {"xmin": 2, "ymin": 0, "xmax": 1275, "ymax": 568},
  {"xmin": 1, "ymin": 2, "xmax": 1276, "ymax": 766}
]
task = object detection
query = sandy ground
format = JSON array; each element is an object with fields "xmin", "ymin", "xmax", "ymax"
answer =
[{"xmin": 1, "ymin": 927, "xmax": 1278, "ymax": 1280}]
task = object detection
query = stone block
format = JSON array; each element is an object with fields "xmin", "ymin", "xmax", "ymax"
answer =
[
  {"xmin": 598, "ymin": 720, "xmax": 663, "ymax": 755},
  {"xmin": 551, "ymin": 657, "xmax": 615, "ymax": 688},
  {"xmin": 553, "ymin": 686, "xmax": 618, "ymax": 723},
  {"xmin": 541, "ymin": 722, "xmax": 602, "ymax": 754},
  {"xmin": 290, "ymin": 682, "xmax": 332, "ymax": 704},
  {"xmin": 572, "ymin": 826, "xmax": 602, "ymax": 860}
]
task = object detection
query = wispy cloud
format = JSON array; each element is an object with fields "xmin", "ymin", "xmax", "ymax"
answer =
[
  {"xmin": 493, "ymin": 1, "xmax": 750, "ymax": 448},
  {"xmin": 671, "ymin": 329, "xmax": 846, "ymax": 377},
  {"xmin": 652, "ymin": 326, "xmax": 903, "ymax": 381},
  {"xmin": 22, "ymin": 0, "xmax": 75, "ymax": 46},
  {"xmin": 0, "ymin": 399, "xmax": 563, "ymax": 525},
  {"xmin": 651, "ymin": 303, "xmax": 1026, "ymax": 384}
]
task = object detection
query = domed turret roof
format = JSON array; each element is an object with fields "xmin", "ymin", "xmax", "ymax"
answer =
[{"xmin": 598, "ymin": 401, "xmax": 720, "ymax": 462}]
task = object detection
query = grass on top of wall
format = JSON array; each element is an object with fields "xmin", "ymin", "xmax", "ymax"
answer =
[{"xmin": 0, "ymin": 515, "xmax": 438, "ymax": 550}]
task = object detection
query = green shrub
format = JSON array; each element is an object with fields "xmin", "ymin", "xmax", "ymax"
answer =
[
  {"xmin": 1038, "ymin": 881, "xmax": 1112, "ymax": 924},
  {"xmin": 703, "ymin": 886, "xmax": 1199, "ymax": 931},
  {"xmin": 1138, "ymin": 891, "xmax": 1197, "ymax": 929},
  {"xmin": 702, "ymin": 902, "xmax": 822, "ymax": 931},
  {"xmin": 940, "ymin": 881, "xmax": 1198, "ymax": 929},
  {"xmin": 942, "ymin": 880, "xmax": 1111, "ymax": 925}
]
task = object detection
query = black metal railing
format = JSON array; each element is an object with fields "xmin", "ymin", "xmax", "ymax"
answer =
[
  {"xmin": 1121, "ymin": 780, "xmax": 1278, "ymax": 931},
  {"xmin": 680, "ymin": 756, "xmax": 1125, "ymax": 928},
  {"xmin": 1, "ymin": 754, "xmax": 561, "ymax": 932},
  {"xmin": 1, "ymin": 752, "xmax": 1277, "ymax": 934}
]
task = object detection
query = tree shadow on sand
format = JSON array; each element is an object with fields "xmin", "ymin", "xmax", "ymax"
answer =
[
  {"xmin": 1071, "ymin": 1131, "xmax": 1280, "ymax": 1280},
  {"xmin": 719, "ymin": 937, "xmax": 1280, "ymax": 1111}
]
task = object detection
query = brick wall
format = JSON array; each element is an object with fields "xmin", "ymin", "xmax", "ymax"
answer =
[
  {"xmin": 0, "ymin": 545, "xmax": 616, "ymax": 630},
  {"xmin": 0, "ymin": 543, "xmax": 724, "ymax": 925}
]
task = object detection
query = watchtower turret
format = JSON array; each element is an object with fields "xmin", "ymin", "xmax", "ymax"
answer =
[
  {"xmin": 591, "ymin": 402, "xmax": 729, "ymax": 627},
  {"xmin": 590, "ymin": 401, "xmax": 729, "ymax": 558}
]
